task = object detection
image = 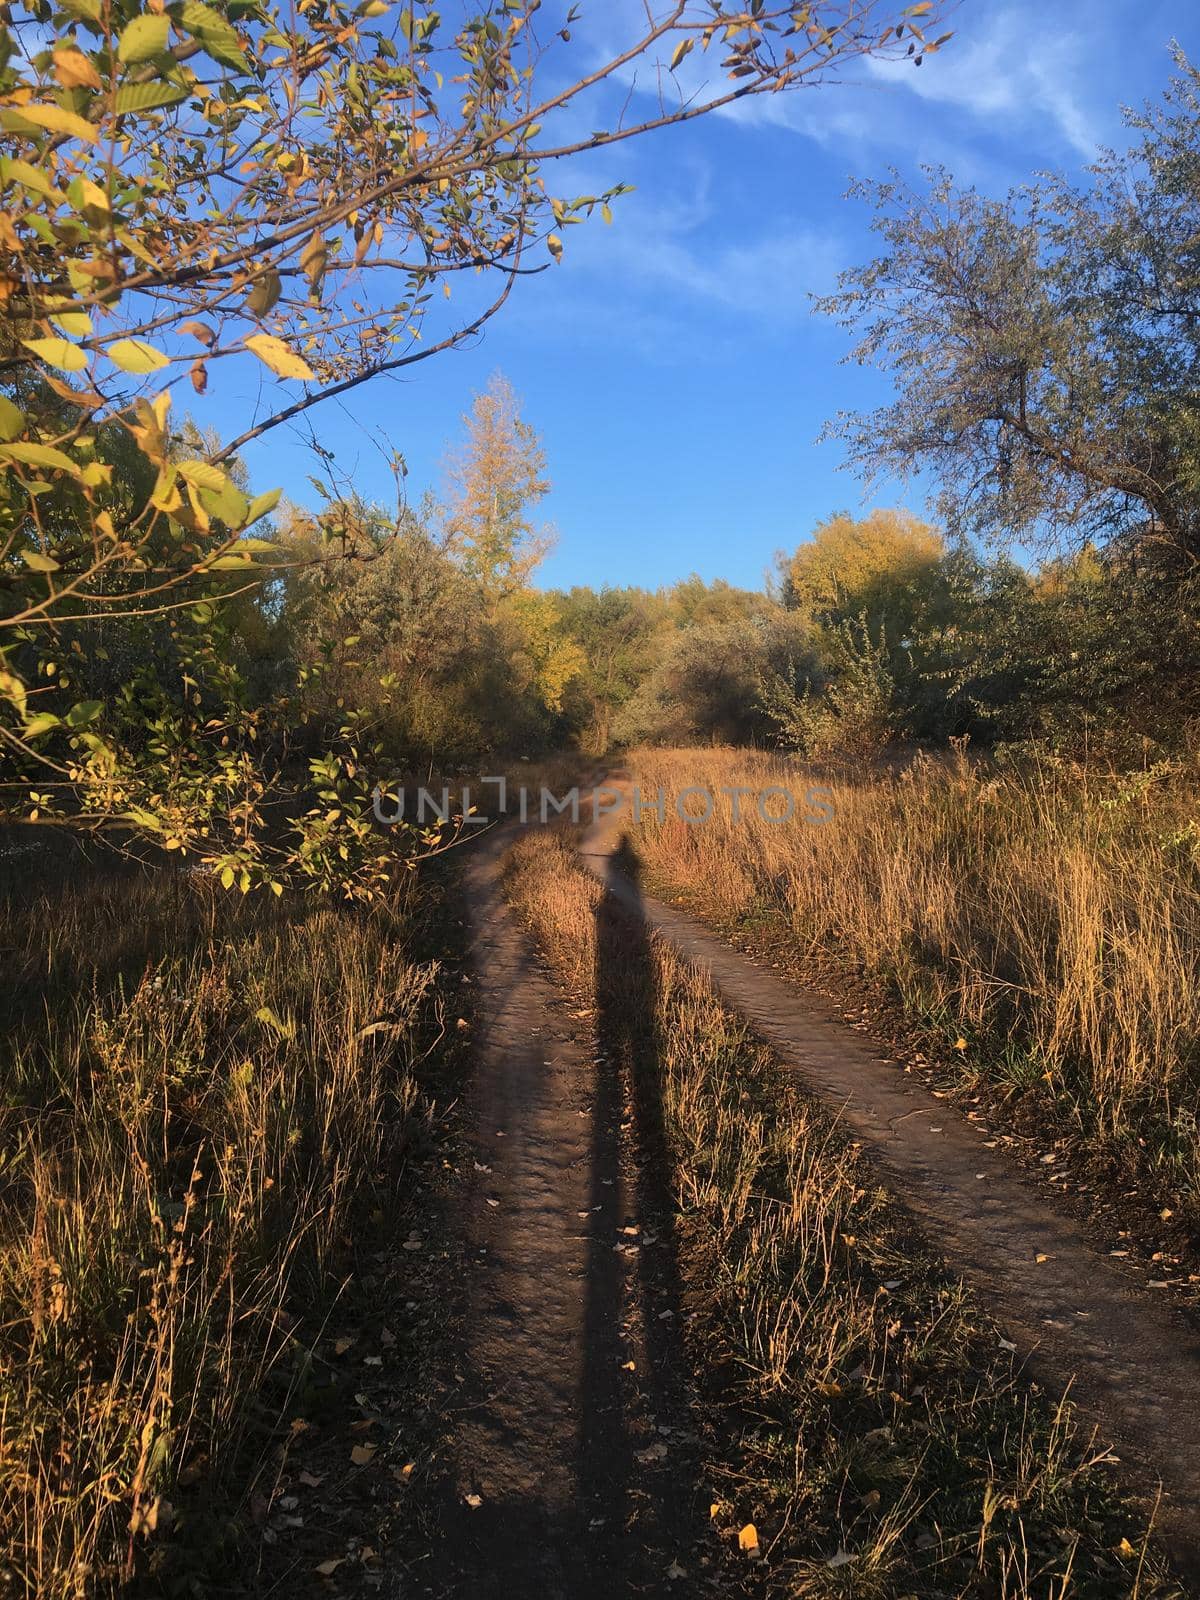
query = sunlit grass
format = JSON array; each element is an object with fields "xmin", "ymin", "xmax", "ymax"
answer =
[
  {"xmin": 624, "ymin": 746, "xmax": 1200, "ymax": 1226},
  {"xmin": 504, "ymin": 825, "xmax": 1179, "ymax": 1597}
]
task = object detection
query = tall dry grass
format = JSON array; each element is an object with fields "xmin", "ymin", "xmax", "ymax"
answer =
[
  {"xmin": 625, "ymin": 747, "xmax": 1200, "ymax": 1220},
  {"xmin": 0, "ymin": 847, "xmax": 440, "ymax": 1597},
  {"xmin": 503, "ymin": 827, "xmax": 1177, "ymax": 1597}
]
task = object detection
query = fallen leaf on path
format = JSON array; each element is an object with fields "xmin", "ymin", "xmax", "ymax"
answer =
[
  {"xmin": 298, "ymin": 1471, "xmax": 324, "ymax": 1488},
  {"xmin": 666, "ymin": 1561, "xmax": 687, "ymax": 1579},
  {"xmin": 315, "ymin": 1558, "xmax": 345, "ymax": 1576},
  {"xmin": 465, "ymin": 1493, "xmax": 483, "ymax": 1508},
  {"xmin": 738, "ymin": 1523, "xmax": 759, "ymax": 1554},
  {"xmin": 621, "ymin": 1360, "xmax": 636, "ymax": 1371},
  {"xmin": 350, "ymin": 1444, "xmax": 377, "ymax": 1466}
]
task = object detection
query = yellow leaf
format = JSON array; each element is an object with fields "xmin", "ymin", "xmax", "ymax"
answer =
[
  {"xmin": 245, "ymin": 332, "xmax": 315, "ymax": 380},
  {"xmin": 54, "ymin": 48, "xmax": 103, "ymax": 90},
  {"xmin": 17, "ymin": 103, "xmax": 99, "ymax": 143},
  {"xmin": 953, "ymin": 1036, "xmax": 967, "ymax": 1052},
  {"xmin": 53, "ymin": 309, "xmax": 93, "ymax": 337},
  {"xmin": 738, "ymin": 1523, "xmax": 759, "ymax": 1553},
  {"xmin": 108, "ymin": 338, "xmax": 170, "ymax": 373},
  {"xmin": 22, "ymin": 336, "xmax": 87, "ymax": 372},
  {"xmin": 1116, "ymin": 1538, "xmax": 1137, "ymax": 1557}
]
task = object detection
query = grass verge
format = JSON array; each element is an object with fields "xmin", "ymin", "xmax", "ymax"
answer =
[
  {"xmin": 503, "ymin": 825, "xmax": 1180, "ymax": 1599},
  {"xmin": 0, "ymin": 840, "xmax": 457, "ymax": 1598},
  {"xmin": 621, "ymin": 747, "xmax": 1200, "ymax": 1245}
]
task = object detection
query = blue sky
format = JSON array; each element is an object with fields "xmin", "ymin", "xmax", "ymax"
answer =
[{"xmin": 215, "ymin": 1, "xmax": 1199, "ymax": 593}]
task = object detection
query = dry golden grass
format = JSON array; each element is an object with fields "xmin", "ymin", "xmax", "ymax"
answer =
[
  {"xmin": 623, "ymin": 746, "xmax": 1200, "ymax": 1224},
  {"xmin": 503, "ymin": 825, "xmax": 1179, "ymax": 1598},
  {"xmin": 0, "ymin": 848, "xmax": 441, "ymax": 1597}
]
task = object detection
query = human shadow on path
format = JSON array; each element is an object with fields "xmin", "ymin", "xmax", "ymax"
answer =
[{"xmin": 578, "ymin": 836, "xmax": 705, "ymax": 1591}]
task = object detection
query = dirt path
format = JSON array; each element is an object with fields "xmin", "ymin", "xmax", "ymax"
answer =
[
  {"xmin": 424, "ymin": 824, "xmax": 714, "ymax": 1599},
  {"xmin": 579, "ymin": 795, "xmax": 1200, "ymax": 1571}
]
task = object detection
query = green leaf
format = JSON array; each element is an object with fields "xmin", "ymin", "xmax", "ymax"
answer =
[
  {"xmin": 246, "ymin": 487, "xmax": 282, "ymax": 523},
  {"xmin": 0, "ymin": 396, "xmax": 24, "ymax": 442},
  {"xmin": 0, "ymin": 157, "xmax": 64, "ymax": 200},
  {"xmin": 177, "ymin": 458, "xmax": 231, "ymax": 492},
  {"xmin": 0, "ymin": 441, "xmax": 81, "ymax": 474},
  {"xmin": 197, "ymin": 480, "xmax": 249, "ymax": 526},
  {"xmin": 22, "ymin": 337, "xmax": 88, "ymax": 372},
  {"xmin": 169, "ymin": 0, "xmax": 247, "ymax": 68},
  {"xmin": 59, "ymin": 0, "xmax": 102, "ymax": 23},
  {"xmin": 108, "ymin": 338, "xmax": 170, "ymax": 373},
  {"xmin": 255, "ymin": 1004, "xmax": 296, "ymax": 1038},
  {"xmin": 23, "ymin": 712, "xmax": 61, "ymax": 739},
  {"xmin": 65, "ymin": 699, "xmax": 103, "ymax": 727},
  {"xmin": 115, "ymin": 79, "xmax": 190, "ymax": 115},
  {"xmin": 117, "ymin": 13, "xmax": 171, "ymax": 62}
]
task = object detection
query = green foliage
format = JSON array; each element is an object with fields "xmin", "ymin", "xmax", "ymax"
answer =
[
  {"xmin": 818, "ymin": 49, "xmax": 1200, "ymax": 565},
  {"xmin": 615, "ymin": 603, "xmax": 816, "ymax": 748}
]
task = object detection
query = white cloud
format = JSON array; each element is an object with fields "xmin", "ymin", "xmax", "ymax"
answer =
[{"xmin": 864, "ymin": 10, "xmax": 1103, "ymax": 159}]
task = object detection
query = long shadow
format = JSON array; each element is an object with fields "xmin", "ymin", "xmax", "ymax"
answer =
[{"xmin": 578, "ymin": 836, "xmax": 704, "ymax": 1589}]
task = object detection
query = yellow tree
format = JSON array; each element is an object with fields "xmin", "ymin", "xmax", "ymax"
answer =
[
  {"xmin": 784, "ymin": 507, "xmax": 944, "ymax": 628},
  {"xmin": 441, "ymin": 374, "xmax": 552, "ymax": 598}
]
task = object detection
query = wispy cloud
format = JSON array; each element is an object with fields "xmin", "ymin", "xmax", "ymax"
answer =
[{"xmin": 864, "ymin": 10, "xmax": 1103, "ymax": 159}]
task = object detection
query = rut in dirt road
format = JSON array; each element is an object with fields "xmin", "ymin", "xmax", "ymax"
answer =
[
  {"xmin": 424, "ymin": 826, "xmax": 716, "ymax": 1600},
  {"xmin": 580, "ymin": 792, "xmax": 1200, "ymax": 1574}
]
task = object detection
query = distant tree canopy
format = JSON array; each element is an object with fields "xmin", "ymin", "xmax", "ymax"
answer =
[
  {"xmin": 818, "ymin": 49, "xmax": 1200, "ymax": 568},
  {"xmin": 782, "ymin": 507, "xmax": 943, "ymax": 638}
]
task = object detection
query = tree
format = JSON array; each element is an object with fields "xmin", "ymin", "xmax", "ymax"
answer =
[
  {"xmin": 556, "ymin": 586, "xmax": 663, "ymax": 754},
  {"xmin": 817, "ymin": 49, "xmax": 1200, "ymax": 567},
  {"xmin": 0, "ymin": 0, "xmax": 949, "ymax": 884},
  {"xmin": 441, "ymin": 374, "xmax": 551, "ymax": 598},
  {"xmin": 616, "ymin": 605, "xmax": 815, "ymax": 747},
  {"xmin": 782, "ymin": 507, "xmax": 943, "ymax": 639}
]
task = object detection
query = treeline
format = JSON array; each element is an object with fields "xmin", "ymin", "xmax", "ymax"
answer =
[{"xmin": 257, "ymin": 488, "xmax": 1200, "ymax": 768}]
